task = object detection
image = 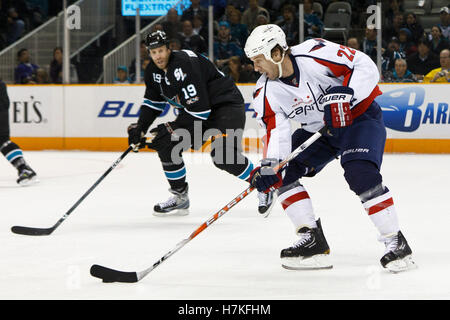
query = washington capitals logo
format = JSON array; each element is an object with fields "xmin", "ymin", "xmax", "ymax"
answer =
[{"xmin": 309, "ymin": 38, "xmax": 326, "ymax": 52}]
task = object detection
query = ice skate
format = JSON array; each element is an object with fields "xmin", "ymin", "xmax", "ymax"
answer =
[
  {"xmin": 17, "ymin": 165, "xmax": 38, "ymax": 186},
  {"xmin": 380, "ymin": 231, "xmax": 417, "ymax": 273},
  {"xmin": 281, "ymin": 219, "xmax": 332, "ymax": 270},
  {"xmin": 257, "ymin": 190, "xmax": 276, "ymax": 217},
  {"xmin": 153, "ymin": 184, "xmax": 189, "ymax": 217}
]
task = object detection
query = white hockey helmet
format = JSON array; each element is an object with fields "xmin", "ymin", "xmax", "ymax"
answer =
[{"xmin": 244, "ymin": 24, "xmax": 289, "ymax": 60}]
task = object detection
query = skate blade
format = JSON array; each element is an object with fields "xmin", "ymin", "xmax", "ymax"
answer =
[
  {"xmin": 152, "ymin": 208, "xmax": 189, "ymax": 217},
  {"xmin": 385, "ymin": 255, "xmax": 417, "ymax": 273},
  {"xmin": 281, "ymin": 254, "xmax": 333, "ymax": 270},
  {"xmin": 18, "ymin": 176, "xmax": 39, "ymax": 186}
]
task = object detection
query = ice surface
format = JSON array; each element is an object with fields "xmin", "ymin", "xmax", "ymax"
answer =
[{"xmin": 1, "ymin": 151, "xmax": 449, "ymax": 299}]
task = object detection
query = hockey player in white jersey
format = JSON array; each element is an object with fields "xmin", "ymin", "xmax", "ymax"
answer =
[{"xmin": 245, "ymin": 24, "xmax": 416, "ymax": 273}]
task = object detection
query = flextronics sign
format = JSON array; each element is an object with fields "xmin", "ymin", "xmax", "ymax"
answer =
[
  {"xmin": 121, "ymin": 0, "xmax": 191, "ymax": 16},
  {"xmin": 375, "ymin": 85, "xmax": 450, "ymax": 138}
]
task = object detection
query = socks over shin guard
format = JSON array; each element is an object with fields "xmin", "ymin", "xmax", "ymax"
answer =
[{"xmin": 0, "ymin": 141, "xmax": 26, "ymax": 170}]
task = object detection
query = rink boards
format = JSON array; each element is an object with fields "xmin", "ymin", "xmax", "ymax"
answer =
[{"xmin": 6, "ymin": 83, "xmax": 450, "ymax": 153}]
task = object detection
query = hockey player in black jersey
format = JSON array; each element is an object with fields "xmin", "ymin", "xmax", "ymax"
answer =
[
  {"xmin": 0, "ymin": 79, "xmax": 38, "ymax": 185},
  {"xmin": 127, "ymin": 30, "xmax": 275, "ymax": 216}
]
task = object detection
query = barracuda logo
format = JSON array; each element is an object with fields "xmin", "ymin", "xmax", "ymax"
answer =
[{"xmin": 376, "ymin": 87, "xmax": 425, "ymax": 132}]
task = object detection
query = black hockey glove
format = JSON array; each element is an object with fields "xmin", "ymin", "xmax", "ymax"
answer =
[
  {"xmin": 127, "ymin": 123, "xmax": 146, "ymax": 152},
  {"xmin": 249, "ymin": 158, "xmax": 283, "ymax": 193},
  {"xmin": 147, "ymin": 122, "xmax": 181, "ymax": 151}
]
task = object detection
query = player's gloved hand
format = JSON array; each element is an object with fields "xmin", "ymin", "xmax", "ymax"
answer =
[
  {"xmin": 127, "ymin": 123, "xmax": 146, "ymax": 152},
  {"xmin": 147, "ymin": 122, "xmax": 180, "ymax": 151},
  {"xmin": 249, "ymin": 158, "xmax": 283, "ymax": 193},
  {"xmin": 323, "ymin": 86, "xmax": 354, "ymax": 128}
]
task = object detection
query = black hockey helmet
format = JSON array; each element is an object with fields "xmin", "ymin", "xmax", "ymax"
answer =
[{"xmin": 145, "ymin": 30, "xmax": 168, "ymax": 49}]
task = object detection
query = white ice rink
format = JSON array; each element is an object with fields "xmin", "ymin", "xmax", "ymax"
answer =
[{"xmin": 1, "ymin": 150, "xmax": 449, "ymax": 300}]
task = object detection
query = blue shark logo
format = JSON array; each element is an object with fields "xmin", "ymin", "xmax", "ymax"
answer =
[{"xmin": 376, "ymin": 87, "xmax": 425, "ymax": 132}]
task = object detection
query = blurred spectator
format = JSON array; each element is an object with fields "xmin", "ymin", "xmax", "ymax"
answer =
[
  {"xmin": 303, "ymin": 0, "xmax": 323, "ymax": 38},
  {"xmin": 35, "ymin": 68, "xmax": 49, "ymax": 84},
  {"xmin": 181, "ymin": 0, "xmax": 208, "ymax": 25},
  {"xmin": 361, "ymin": 26, "xmax": 379, "ymax": 62},
  {"xmin": 382, "ymin": 37, "xmax": 405, "ymax": 72},
  {"xmin": 383, "ymin": 58, "xmax": 416, "ymax": 83},
  {"xmin": 228, "ymin": 7, "xmax": 248, "ymax": 46},
  {"xmin": 178, "ymin": 20, "xmax": 207, "ymax": 54},
  {"xmin": 219, "ymin": 4, "xmax": 237, "ymax": 22},
  {"xmin": 224, "ymin": 56, "xmax": 258, "ymax": 83},
  {"xmin": 169, "ymin": 38, "xmax": 182, "ymax": 51},
  {"xmin": 214, "ymin": 21, "xmax": 243, "ymax": 70},
  {"xmin": 113, "ymin": 66, "xmax": 131, "ymax": 84},
  {"xmin": 384, "ymin": 12, "xmax": 405, "ymax": 41},
  {"xmin": 151, "ymin": 23, "xmax": 164, "ymax": 32},
  {"xmin": 241, "ymin": 0, "xmax": 270, "ymax": 32},
  {"xmin": 405, "ymin": 13, "xmax": 424, "ymax": 44},
  {"xmin": 129, "ymin": 40, "xmax": 150, "ymax": 82},
  {"xmin": 255, "ymin": 10, "xmax": 270, "ymax": 27},
  {"xmin": 424, "ymin": 49, "xmax": 450, "ymax": 83},
  {"xmin": 347, "ymin": 37, "xmax": 360, "ymax": 50},
  {"xmin": 277, "ymin": 4, "xmax": 299, "ymax": 46},
  {"xmin": 192, "ymin": 14, "xmax": 209, "ymax": 42},
  {"xmin": 14, "ymin": 48, "xmax": 39, "ymax": 84},
  {"xmin": 384, "ymin": 0, "xmax": 402, "ymax": 28},
  {"xmin": 383, "ymin": 58, "xmax": 417, "ymax": 83},
  {"xmin": 49, "ymin": 47, "xmax": 79, "ymax": 84},
  {"xmin": 398, "ymin": 28, "xmax": 417, "ymax": 57},
  {"xmin": 406, "ymin": 37, "xmax": 439, "ymax": 81},
  {"xmin": 226, "ymin": 0, "xmax": 248, "ymax": 13},
  {"xmin": 5, "ymin": 7, "xmax": 25, "ymax": 45},
  {"xmin": 142, "ymin": 57, "xmax": 151, "ymax": 71},
  {"xmin": 162, "ymin": 8, "xmax": 183, "ymax": 40},
  {"xmin": 259, "ymin": 0, "xmax": 285, "ymax": 22},
  {"xmin": 200, "ymin": 0, "xmax": 227, "ymax": 20},
  {"xmin": 429, "ymin": 25, "xmax": 449, "ymax": 56},
  {"xmin": 439, "ymin": 7, "xmax": 449, "ymax": 41}
]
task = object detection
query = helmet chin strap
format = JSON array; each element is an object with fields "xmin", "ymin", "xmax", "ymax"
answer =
[{"xmin": 269, "ymin": 51, "xmax": 286, "ymax": 78}]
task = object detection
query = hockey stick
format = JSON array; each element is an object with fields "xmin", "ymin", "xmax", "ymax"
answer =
[
  {"xmin": 11, "ymin": 146, "xmax": 134, "ymax": 236},
  {"xmin": 90, "ymin": 126, "xmax": 328, "ymax": 283}
]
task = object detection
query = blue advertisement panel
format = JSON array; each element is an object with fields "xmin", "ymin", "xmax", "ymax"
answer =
[{"xmin": 121, "ymin": 0, "xmax": 191, "ymax": 16}]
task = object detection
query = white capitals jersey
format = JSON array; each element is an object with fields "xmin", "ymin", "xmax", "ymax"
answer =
[{"xmin": 251, "ymin": 38, "xmax": 382, "ymax": 160}]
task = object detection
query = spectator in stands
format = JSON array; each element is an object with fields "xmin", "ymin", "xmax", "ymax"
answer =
[
  {"xmin": 14, "ymin": 48, "xmax": 39, "ymax": 84},
  {"xmin": 429, "ymin": 25, "xmax": 449, "ymax": 56},
  {"xmin": 200, "ymin": 0, "xmax": 227, "ymax": 20},
  {"xmin": 169, "ymin": 38, "xmax": 182, "ymax": 51},
  {"xmin": 181, "ymin": 0, "xmax": 208, "ymax": 25},
  {"xmin": 0, "ymin": 2, "xmax": 8, "ymax": 49},
  {"xmin": 361, "ymin": 25, "xmax": 378, "ymax": 62},
  {"xmin": 5, "ymin": 7, "xmax": 25, "ymax": 45},
  {"xmin": 439, "ymin": 7, "xmax": 449, "ymax": 41},
  {"xmin": 346, "ymin": 37, "xmax": 360, "ymax": 50},
  {"xmin": 384, "ymin": 12, "xmax": 405, "ymax": 41},
  {"xmin": 113, "ymin": 66, "xmax": 131, "ymax": 84},
  {"xmin": 129, "ymin": 40, "xmax": 150, "ymax": 83},
  {"xmin": 405, "ymin": 13, "xmax": 424, "ymax": 44},
  {"xmin": 259, "ymin": 0, "xmax": 284, "ymax": 23},
  {"xmin": 224, "ymin": 55, "xmax": 258, "ymax": 83},
  {"xmin": 277, "ymin": 4, "xmax": 299, "ymax": 46},
  {"xmin": 241, "ymin": 0, "xmax": 270, "ymax": 32},
  {"xmin": 255, "ymin": 10, "xmax": 270, "ymax": 28},
  {"xmin": 142, "ymin": 57, "xmax": 151, "ymax": 71},
  {"xmin": 48, "ymin": 47, "xmax": 79, "ymax": 84},
  {"xmin": 228, "ymin": 7, "xmax": 248, "ymax": 46},
  {"xmin": 219, "ymin": 4, "xmax": 237, "ymax": 22},
  {"xmin": 35, "ymin": 68, "xmax": 49, "ymax": 84},
  {"xmin": 213, "ymin": 21, "xmax": 243, "ymax": 70},
  {"xmin": 192, "ymin": 14, "xmax": 209, "ymax": 42},
  {"xmin": 226, "ymin": 0, "xmax": 248, "ymax": 13},
  {"xmin": 162, "ymin": 8, "xmax": 183, "ymax": 40},
  {"xmin": 406, "ymin": 37, "xmax": 439, "ymax": 81},
  {"xmin": 303, "ymin": 0, "xmax": 323, "ymax": 38},
  {"xmin": 383, "ymin": 58, "xmax": 417, "ymax": 83},
  {"xmin": 382, "ymin": 37, "xmax": 405, "ymax": 73},
  {"xmin": 398, "ymin": 28, "xmax": 417, "ymax": 57},
  {"xmin": 424, "ymin": 49, "xmax": 450, "ymax": 83},
  {"xmin": 178, "ymin": 20, "xmax": 207, "ymax": 54},
  {"xmin": 151, "ymin": 23, "xmax": 164, "ymax": 32}
]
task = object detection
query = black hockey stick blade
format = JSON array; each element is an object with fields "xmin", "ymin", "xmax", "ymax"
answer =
[
  {"xmin": 11, "ymin": 225, "xmax": 54, "ymax": 236},
  {"xmin": 90, "ymin": 264, "xmax": 139, "ymax": 283}
]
